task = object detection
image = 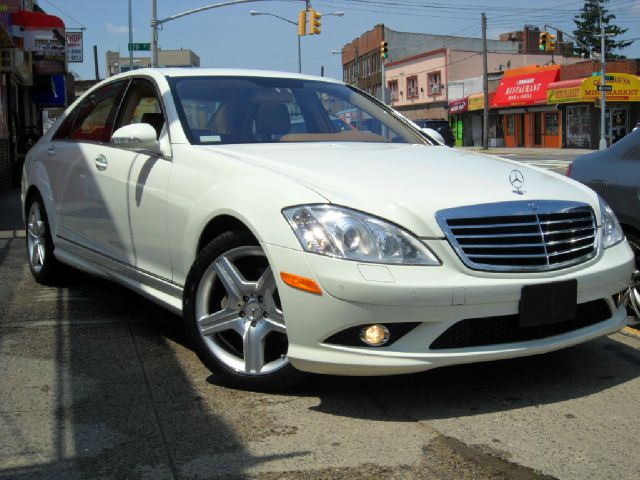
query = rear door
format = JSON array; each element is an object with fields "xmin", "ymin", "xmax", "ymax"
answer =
[{"xmin": 46, "ymin": 80, "xmax": 128, "ymax": 250}]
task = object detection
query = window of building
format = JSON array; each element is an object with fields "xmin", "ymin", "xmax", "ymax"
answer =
[
  {"xmin": 544, "ymin": 112, "xmax": 559, "ymax": 135},
  {"xmin": 388, "ymin": 80, "xmax": 399, "ymax": 102},
  {"xmin": 406, "ymin": 76, "xmax": 418, "ymax": 99},
  {"xmin": 427, "ymin": 71, "xmax": 442, "ymax": 96}
]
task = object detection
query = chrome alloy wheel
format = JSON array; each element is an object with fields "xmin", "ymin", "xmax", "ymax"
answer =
[
  {"xmin": 27, "ymin": 201, "xmax": 47, "ymax": 274},
  {"xmin": 627, "ymin": 237, "xmax": 640, "ymax": 317},
  {"xmin": 195, "ymin": 246, "xmax": 288, "ymax": 376}
]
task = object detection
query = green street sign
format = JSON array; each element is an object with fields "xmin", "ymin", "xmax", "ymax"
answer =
[
  {"xmin": 591, "ymin": 72, "xmax": 614, "ymax": 80},
  {"xmin": 128, "ymin": 43, "xmax": 151, "ymax": 52}
]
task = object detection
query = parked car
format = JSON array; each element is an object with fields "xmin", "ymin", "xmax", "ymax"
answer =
[
  {"xmin": 567, "ymin": 128, "xmax": 640, "ymax": 314},
  {"xmin": 22, "ymin": 69, "xmax": 634, "ymax": 390},
  {"xmin": 414, "ymin": 119, "xmax": 455, "ymax": 147}
]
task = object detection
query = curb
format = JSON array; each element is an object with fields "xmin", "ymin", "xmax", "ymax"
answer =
[{"xmin": 621, "ymin": 325, "xmax": 640, "ymax": 340}]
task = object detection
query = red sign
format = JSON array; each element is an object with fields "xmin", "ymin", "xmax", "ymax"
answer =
[
  {"xmin": 449, "ymin": 97, "xmax": 468, "ymax": 114},
  {"xmin": 492, "ymin": 69, "xmax": 560, "ymax": 108}
]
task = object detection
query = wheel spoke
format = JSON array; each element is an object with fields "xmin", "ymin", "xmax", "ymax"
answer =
[
  {"xmin": 31, "ymin": 242, "xmax": 40, "ymax": 266},
  {"xmin": 243, "ymin": 322, "xmax": 268, "ymax": 374},
  {"xmin": 198, "ymin": 309, "xmax": 244, "ymax": 336},
  {"xmin": 256, "ymin": 265, "xmax": 276, "ymax": 296},
  {"xmin": 36, "ymin": 244, "xmax": 45, "ymax": 265},
  {"xmin": 213, "ymin": 255, "xmax": 252, "ymax": 302}
]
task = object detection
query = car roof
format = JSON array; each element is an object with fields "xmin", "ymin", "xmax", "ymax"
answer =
[{"xmin": 108, "ymin": 67, "xmax": 344, "ymax": 85}]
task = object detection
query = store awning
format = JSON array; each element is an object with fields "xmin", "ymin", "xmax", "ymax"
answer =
[
  {"xmin": 492, "ymin": 66, "xmax": 560, "ymax": 108},
  {"xmin": 12, "ymin": 10, "xmax": 64, "ymax": 29},
  {"xmin": 548, "ymin": 73, "xmax": 640, "ymax": 103},
  {"xmin": 448, "ymin": 96, "xmax": 468, "ymax": 113}
]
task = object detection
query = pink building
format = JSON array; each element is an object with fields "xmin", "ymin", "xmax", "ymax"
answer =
[{"xmin": 385, "ymin": 48, "xmax": 583, "ymax": 122}]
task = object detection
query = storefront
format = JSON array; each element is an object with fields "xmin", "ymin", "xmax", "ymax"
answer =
[
  {"xmin": 547, "ymin": 73, "xmax": 640, "ymax": 149},
  {"xmin": 448, "ymin": 96, "xmax": 467, "ymax": 146},
  {"xmin": 467, "ymin": 92, "xmax": 502, "ymax": 147},
  {"xmin": 492, "ymin": 65, "xmax": 562, "ymax": 148}
]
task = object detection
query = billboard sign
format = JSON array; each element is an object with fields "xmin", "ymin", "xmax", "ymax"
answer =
[{"xmin": 65, "ymin": 31, "xmax": 83, "ymax": 63}]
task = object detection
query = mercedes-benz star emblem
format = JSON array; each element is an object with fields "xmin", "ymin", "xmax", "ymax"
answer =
[{"xmin": 509, "ymin": 169, "xmax": 525, "ymax": 195}]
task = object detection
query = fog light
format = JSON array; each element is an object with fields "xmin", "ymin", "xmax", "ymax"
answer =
[{"xmin": 360, "ymin": 324, "xmax": 390, "ymax": 346}]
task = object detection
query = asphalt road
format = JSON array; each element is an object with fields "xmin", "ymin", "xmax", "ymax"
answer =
[
  {"xmin": 494, "ymin": 154, "xmax": 575, "ymax": 175},
  {"xmin": 1, "ymin": 187, "xmax": 639, "ymax": 480}
]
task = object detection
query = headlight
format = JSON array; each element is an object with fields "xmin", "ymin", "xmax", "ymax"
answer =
[
  {"xmin": 282, "ymin": 205, "xmax": 441, "ymax": 265},
  {"xmin": 599, "ymin": 197, "xmax": 624, "ymax": 249}
]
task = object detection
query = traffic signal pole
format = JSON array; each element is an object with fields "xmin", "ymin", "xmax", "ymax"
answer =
[
  {"xmin": 151, "ymin": 0, "xmax": 277, "ymax": 67},
  {"xmin": 599, "ymin": 16, "xmax": 607, "ymax": 150},
  {"xmin": 481, "ymin": 13, "xmax": 489, "ymax": 150}
]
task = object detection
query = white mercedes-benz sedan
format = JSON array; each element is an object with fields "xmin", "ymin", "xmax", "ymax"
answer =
[{"xmin": 22, "ymin": 68, "xmax": 634, "ymax": 390}]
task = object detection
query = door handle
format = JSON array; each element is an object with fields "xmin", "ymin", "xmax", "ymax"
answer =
[
  {"xmin": 47, "ymin": 145, "xmax": 55, "ymax": 156},
  {"xmin": 95, "ymin": 155, "xmax": 108, "ymax": 171}
]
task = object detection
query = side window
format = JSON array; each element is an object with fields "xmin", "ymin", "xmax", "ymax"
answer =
[
  {"xmin": 114, "ymin": 79, "xmax": 165, "ymax": 139},
  {"xmin": 57, "ymin": 81, "xmax": 126, "ymax": 142}
]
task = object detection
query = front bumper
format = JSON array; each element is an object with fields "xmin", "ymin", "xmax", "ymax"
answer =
[{"xmin": 262, "ymin": 239, "xmax": 634, "ymax": 376}]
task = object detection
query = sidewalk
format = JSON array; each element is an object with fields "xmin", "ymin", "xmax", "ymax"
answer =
[
  {"xmin": 0, "ymin": 187, "xmax": 23, "ymax": 238},
  {"xmin": 461, "ymin": 146, "xmax": 593, "ymax": 156}
]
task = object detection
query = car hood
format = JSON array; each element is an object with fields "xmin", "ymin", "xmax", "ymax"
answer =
[{"xmin": 197, "ymin": 143, "xmax": 598, "ymax": 236}]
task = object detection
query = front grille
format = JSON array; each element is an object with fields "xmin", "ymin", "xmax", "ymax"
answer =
[
  {"xmin": 429, "ymin": 299, "xmax": 611, "ymax": 350},
  {"xmin": 436, "ymin": 200, "xmax": 598, "ymax": 272}
]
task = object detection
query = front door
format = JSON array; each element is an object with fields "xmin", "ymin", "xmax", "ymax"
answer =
[
  {"xmin": 92, "ymin": 78, "xmax": 173, "ymax": 281},
  {"xmin": 517, "ymin": 114, "xmax": 525, "ymax": 147}
]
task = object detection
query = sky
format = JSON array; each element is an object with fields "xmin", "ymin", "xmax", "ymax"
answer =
[{"xmin": 39, "ymin": 0, "xmax": 640, "ymax": 81}]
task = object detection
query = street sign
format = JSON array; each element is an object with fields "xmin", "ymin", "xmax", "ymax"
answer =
[
  {"xmin": 597, "ymin": 85, "xmax": 613, "ymax": 92},
  {"xmin": 128, "ymin": 43, "xmax": 151, "ymax": 52}
]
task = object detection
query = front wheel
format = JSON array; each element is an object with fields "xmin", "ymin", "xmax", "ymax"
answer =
[
  {"xmin": 183, "ymin": 231, "xmax": 304, "ymax": 390},
  {"xmin": 625, "ymin": 230, "xmax": 640, "ymax": 318}
]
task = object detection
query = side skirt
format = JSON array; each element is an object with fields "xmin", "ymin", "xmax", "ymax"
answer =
[{"xmin": 54, "ymin": 236, "xmax": 184, "ymax": 316}]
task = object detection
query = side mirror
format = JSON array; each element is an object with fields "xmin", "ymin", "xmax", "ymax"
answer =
[
  {"xmin": 111, "ymin": 123, "xmax": 161, "ymax": 154},
  {"xmin": 421, "ymin": 127, "xmax": 445, "ymax": 145}
]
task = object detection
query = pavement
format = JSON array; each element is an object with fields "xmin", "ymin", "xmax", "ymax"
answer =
[
  {"xmin": 461, "ymin": 146, "xmax": 594, "ymax": 157},
  {"xmin": 1, "ymin": 182, "xmax": 640, "ymax": 480}
]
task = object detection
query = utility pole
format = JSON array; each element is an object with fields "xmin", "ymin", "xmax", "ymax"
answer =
[
  {"xmin": 599, "ymin": 13, "xmax": 607, "ymax": 150},
  {"xmin": 481, "ymin": 12, "xmax": 489, "ymax": 150},
  {"xmin": 381, "ymin": 56, "xmax": 386, "ymax": 104},
  {"xmin": 151, "ymin": 0, "xmax": 158, "ymax": 67},
  {"xmin": 129, "ymin": 0, "xmax": 134, "ymax": 70}
]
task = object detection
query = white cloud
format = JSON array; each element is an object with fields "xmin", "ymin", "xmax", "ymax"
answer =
[{"xmin": 106, "ymin": 22, "xmax": 132, "ymax": 34}]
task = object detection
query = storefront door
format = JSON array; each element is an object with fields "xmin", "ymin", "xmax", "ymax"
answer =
[
  {"xmin": 517, "ymin": 114, "xmax": 525, "ymax": 147},
  {"xmin": 533, "ymin": 112, "xmax": 542, "ymax": 145},
  {"xmin": 609, "ymin": 106, "xmax": 628, "ymax": 144}
]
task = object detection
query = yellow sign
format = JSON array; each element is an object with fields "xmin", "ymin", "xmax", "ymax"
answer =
[
  {"xmin": 468, "ymin": 93, "xmax": 484, "ymax": 111},
  {"xmin": 548, "ymin": 73, "xmax": 640, "ymax": 103}
]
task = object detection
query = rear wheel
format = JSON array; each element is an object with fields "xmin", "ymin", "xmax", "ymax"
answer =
[
  {"xmin": 183, "ymin": 231, "xmax": 304, "ymax": 390},
  {"xmin": 26, "ymin": 194, "xmax": 63, "ymax": 284}
]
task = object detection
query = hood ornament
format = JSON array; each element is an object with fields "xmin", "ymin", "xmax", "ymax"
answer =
[{"xmin": 509, "ymin": 169, "xmax": 525, "ymax": 195}]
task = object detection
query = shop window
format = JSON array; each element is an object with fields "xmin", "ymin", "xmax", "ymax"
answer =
[
  {"xmin": 406, "ymin": 76, "xmax": 418, "ymax": 99},
  {"xmin": 507, "ymin": 115, "xmax": 515, "ymax": 135},
  {"xmin": 388, "ymin": 80, "xmax": 399, "ymax": 102},
  {"xmin": 427, "ymin": 71, "xmax": 442, "ymax": 96},
  {"xmin": 545, "ymin": 112, "xmax": 559, "ymax": 135}
]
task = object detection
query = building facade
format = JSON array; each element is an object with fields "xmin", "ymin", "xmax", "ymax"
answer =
[{"xmin": 106, "ymin": 49, "xmax": 200, "ymax": 76}]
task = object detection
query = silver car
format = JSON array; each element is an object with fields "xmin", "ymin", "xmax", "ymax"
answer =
[{"xmin": 568, "ymin": 129, "xmax": 640, "ymax": 313}]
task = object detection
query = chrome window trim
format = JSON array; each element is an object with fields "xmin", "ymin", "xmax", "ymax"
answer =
[{"xmin": 436, "ymin": 200, "xmax": 600, "ymax": 272}]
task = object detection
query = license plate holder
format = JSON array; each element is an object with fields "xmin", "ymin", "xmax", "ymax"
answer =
[{"xmin": 519, "ymin": 279, "xmax": 577, "ymax": 327}]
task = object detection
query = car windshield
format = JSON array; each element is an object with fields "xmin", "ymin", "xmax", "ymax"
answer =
[{"xmin": 168, "ymin": 75, "xmax": 428, "ymax": 145}]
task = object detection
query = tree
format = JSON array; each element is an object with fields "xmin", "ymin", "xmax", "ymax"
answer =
[{"xmin": 573, "ymin": 0, "xmax": 631, "ymax": 59}]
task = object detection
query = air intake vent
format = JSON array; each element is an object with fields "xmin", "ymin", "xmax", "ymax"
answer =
[{"xmin": 436, "ymin": 201, "xmax": 598, "ymax": 272}]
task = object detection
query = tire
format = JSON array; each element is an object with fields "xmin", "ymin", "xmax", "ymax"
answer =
[
  {"xmin": 183, "ymin": 230, "xmax": 305, "ymax": 390},
  {"xmin": 624, "ymin": 229, "xmax": 640, "ymax": 318},
  {"xmin": 25, "ymin": 193, "xmax": 63, "ymax": 285}
]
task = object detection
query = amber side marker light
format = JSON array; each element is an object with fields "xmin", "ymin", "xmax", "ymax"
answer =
[{"xmin": 280, "ymin": 272, "xmax": 323, "ymax": 295}]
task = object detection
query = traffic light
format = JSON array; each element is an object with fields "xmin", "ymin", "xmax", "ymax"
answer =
[
  {"xmin": 380, "ymin": 41, "xmax": 388, "ymax": 59},
  {"xmin": 539, "ymin": 32, "xmax": 548, "ymax": 51},
  {"xmin": 310, "ymin": 9, "xmax": 322, "ymax": 35},
  {"xmin": 298, "ymin": 10, "xmax": 307, "ymax": 36},
  {"xmin": 547, "ymin": 33, "xmax": 556, "ymax": 53}
]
